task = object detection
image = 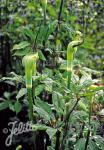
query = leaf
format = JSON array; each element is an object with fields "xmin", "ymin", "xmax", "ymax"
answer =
[
  {"xmin": 52, "ymin": 91, "xmax": 65, "ymax": 115},
  {"xmin": 74, "ymin": 138, "xmax": 86, "ymax": 150},
  {"xmin": 9, "ymin": 103, "xmax": 15, "ymax": 112},
  {"xmin": 43, "ymin": 78, "xmax": 54, "ymax": 92},
  {"xmin": 38, "ymin": 51, "xmax": 46, "ymax": 61},
  {"xmin": 60, "ymin": 60, "xmax": 67, "ymax": 70},
  {"xmin": 0, "ymin": 101, "xmax": 10, "ymax": 111},
  {"xmin": 13, "ymin": 48, "xmax": 30, "ymax": 56},
  {"xmin": 12, "ymin": 41, "xmax": 30, "ymax": 50},
  {"xmin": 78, "ymin": 101, "xmax": 88, "ymax": 112},
  {"xmin": 36, "ymin": 25, "xmax": 48, "ymax": 43},
  {"xmin": 32, "ymin": 124, "xmax": 57, "ymax": 139},
  {"xmin": 32, "ymin": 124, "xmax": 47, "ymax": 131},
  {"xmin": 94, "ymin": 135, "xmax": 104, "ymax": 149},
  {"xmin": 35, "ymin": 84, "xmax": 44, "ymax": 96},
  {"xmin": 35, "ymin": 99, "xmax": 52, "ymax": 116},
  {"xmin": 14, "ymin": 101, "xmax": 22, "ymax": 114},
  {"xmin": 82, "ymin": 67, "xmax": 100, "ymax": 75},
  {"xmin": 47, "ymin": 146, "xmax": 54, "ymax": 150},
  {"xmin": 9, "ymin": 101, "xmax": 22, "ymax": 113},
  {"xmin": 42, "ymin": 68, "xmax": 53, "ymax": 77},
  {"xmin": 79, "ymin": 73, "xmax": 92, "ymax": 85},
  {"xmin": 72, "ymin": 111, "xmax": 88, "ymax": 122},
  {"xmin": 46, "ymin": 127, "xmax": 57, "ymax": 139},
  {"xmin": 45, "ymin": 21, "xmax": 57, "ymax": 41},
  {"xmin": 0, "ymin": 72, "xmax": 23, "ymax": 83},
  {"xmin": 23, "ymin": 27, "xmax": 35, "ymax": 41},
  {"xmin": 82, "ymin": 37, "xmax": 95, "ymax": 50},
  {"xmin": 33, "ymin": 105, "xmax": 51, "ymax": 121},
  {"xmin": 88, "ymin": 139, "xmax": 99, "ymax": 150},
  {"xmin": 16, "ymin": 88, "xmax": 27, "ymax": 100},
  {"xmin": 4, "ymin": 80, "xmax": 15, "ymax": 86},
  {"xmin": 4, "ymin": 92, "xmax": 10, "ymax": 99},
  {"xmin": 78, "ymin": 73, "xmax": 93, "ymax": 91}
]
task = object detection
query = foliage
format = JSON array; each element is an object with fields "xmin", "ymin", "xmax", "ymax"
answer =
[{"xmin": 0, "ymin": 0, "xmax": 104, "ymax": 150}]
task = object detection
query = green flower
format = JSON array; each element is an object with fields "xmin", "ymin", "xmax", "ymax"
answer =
[{"xmin": 22, "ymin": 53, "xmax": 39, "ymax": 88}]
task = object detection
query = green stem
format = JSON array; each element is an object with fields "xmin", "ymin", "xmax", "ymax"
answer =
[
  {"xmin": 67, "ymin": 71, "xmax": 72, "ymax": 89},
  {"xmin": 55, "ymin": 0, "xmax": 64, "ymax": 39},
  {"xmin": 44, "ymin": 6, "xmax": 46, "ymax": 25},
  {"xmin": 61, "ymin": 98, "xmax": 79, "ymax": 149},
  {"xmin": 67, "ymin": 53, "xmax": 73, "ymax": 89},
  {"xmin": 27, "ymin": 88, "xmax": 33, "ymax": 121},
  {"xmin": 84, "ymin": 129, "xmax": 90, "ymax": 150},
  {"xmin": 84, "ymin": 97, "xmax": 92, "ymax": 150}
]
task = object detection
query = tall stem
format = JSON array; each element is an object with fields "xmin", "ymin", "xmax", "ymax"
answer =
[
  {"xmin": 44, "ymin": 6, "xmax": 46, "ymax": 25},
  {"xmin": 58, "ymin": 0, "xmax": 64, "ymax": 24},
  {"xmin": 84, "ymin": 97, "xmax": 92, "ymax": 150},
  {"xmin": 67, "ymin": 52, "xmax": 73, "ymax": 89},
  {"xmin": 61, "ymin": 98, "xmax": 79, "ymax": 149},
  {"xmin": 55, "ymin": 0, "xmax": 64, "ymax": 38},
  {"xmin": 55, "ymin": 130, "xmax": 61, "ymax": 150},
  {"xmin": 27, "ymin": 88, "xmax": 33, "ymax": 121}
]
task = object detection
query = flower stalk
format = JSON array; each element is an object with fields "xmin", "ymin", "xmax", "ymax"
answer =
[
  {"xmin": 22, "ymin": 53, "xmax": 39, "ymax": 121},
  {"xmin": 67, "ymin": 31, "xmax": 83, "ymax": 89}
]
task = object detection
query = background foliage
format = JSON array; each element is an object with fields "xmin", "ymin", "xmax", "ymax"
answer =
[{"xmin": 0, "ymin": 0, "xmax": 104, "ymax": 150}]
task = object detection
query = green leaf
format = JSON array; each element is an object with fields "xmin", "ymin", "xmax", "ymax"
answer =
[
  {"xmin": 43, "ymin": 78, "xmax": 54, "ymax": 92},
  {"xmin": 32, "ymin": 124, "xmax": 47, "ymax": 131},
  {"xmin": 45, "ymin": 21, "xmax": 57, "ymax": 41},
  {"xmin": 35, "ymin": 99, "xmax": 52, "ymax": 116},
  {"xmin": 14, "ymin": 101, "xmax": 22, "ymax": 114},
  {"xmin": 60, "ymin": 60, "xmax": 67, "ymax": 70},
  {"xmin": 88, "ymin": 140, "xmax": 99, "ymax": 150},
  {"xmin": 8, "ymin": 101, "xmax": 22, "ymax": 113},
  {"xmin": 78, "ymin": 73, "xmax": 93, "ymax": 90},
  {"xmin": 52, "ymin": 91, "xmax": 65, "ymax": 115},
  {"xmin": 13, "ymin": 48, "xmax": 30, "ymax": 56},
  {"xmin": 46, "ymin": 127, "xmax": 57, "ymax": 139},
  {"xmin": 35, "ymin": 84, "xmax": 44, "ymax": 96},
  {"xmin": 9, "ymin": 103, "xmax": 15, "ymax": 112},
  {"xmin": 23, "ymin": 27, "xmax": 35, "ymax": 41},
  {"xmin": 74, "ymin": 138, "xmax": 86, "ymax": 150},
  {"xmin": 38, "ymin": 51, "xmax": 46, "ymax": 61},
  {"xmin": 43, "ymin": 68, "xmax": 53, "ymax": 77},
  {"xmin": 0, "ymin": 101, "xmax": 10, "ymax": 111},
  {"xmin": 32, "ymin": 124, "xmax": 57, "ymax": 139},
  {"xmin": 12, "ymin": 41, "xmax": 30, "ymax": 50},
  {"xmin": 4, "ymin": 92, "xmax": 10, "ymax": 99},
  {"xmin": 80, "ymin": 74, "xmax": 92, "ymax": 85},
  {"xmin": 33, "ymin": 105, "xmax": 51, "ymax": 121},
  {"xmin": 47, "ymin": 146, "xmax": 54, "ymax": 150},
  {"xmin": 78, "ymin": 101, "xmax": 88, "ymax": 112},
  {"xmin": 94, "ymin": 135, "xmax": 104, "ymax": 149},
  {"xmin": 36, "ymin": 25, "xmax": 48, "ymax": 43},
  {"xmin": 16, "ymin": 88, "xmax": 27, "ymax": 100},
  {"xmin": 0, "ymin": 72, "xmax": 23, "ymax": 83}
]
